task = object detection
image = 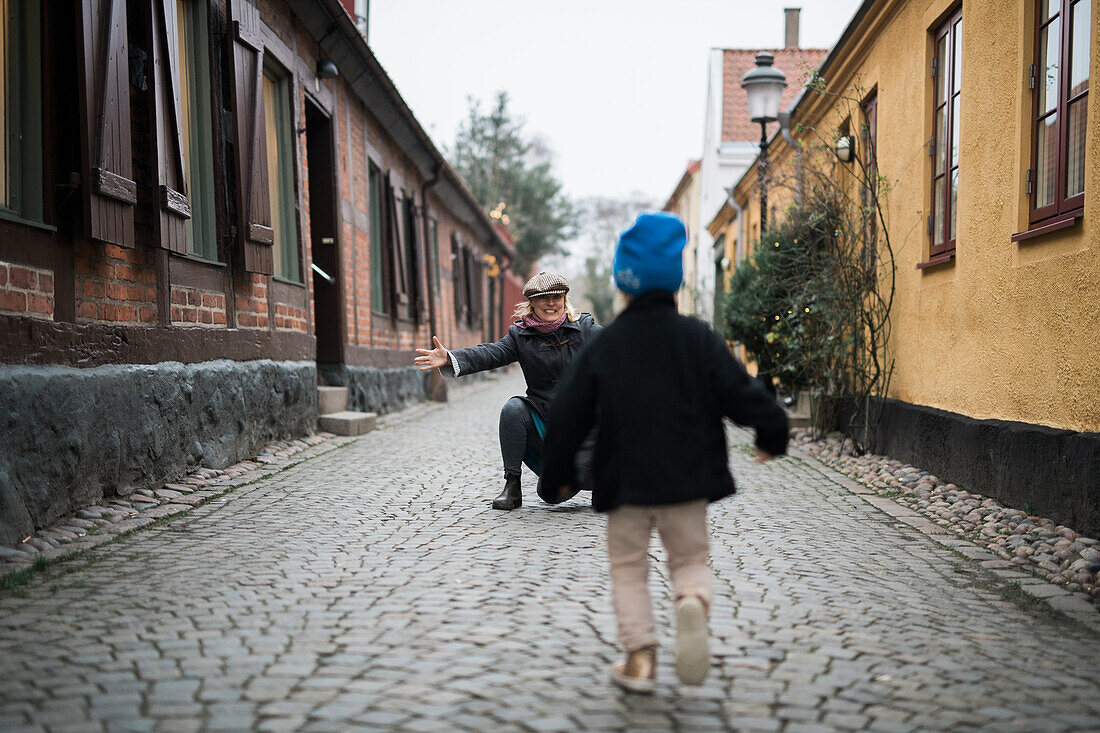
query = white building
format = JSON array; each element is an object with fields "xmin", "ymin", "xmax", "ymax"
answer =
[{"xmin": 692, "ymin": 9, "xmax": 828, "ymax": 322}]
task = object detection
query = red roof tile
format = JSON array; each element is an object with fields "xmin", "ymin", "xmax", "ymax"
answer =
[{"xmin": 721, "ymin": 48, "xmax": 829, "ymax": 142}]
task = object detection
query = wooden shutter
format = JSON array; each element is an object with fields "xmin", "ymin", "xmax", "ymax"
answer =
[
  {"xmin": 77, "ymin": 0, "xmax": 136, "ymax": 247},
  {"xmin": 227, "ymin": 0, "xmax": 274, "ymax": 273},
  {"xmin": 386, "ymin": 178, "xmax": 409, "ymax": 309},
  {"xmin": 471, "ymin": 252, "xmax": 483, "ymax": 328},
  {"xmin": 463, "ymin": 246, "xmax": 477, "ymax": 330},
  {"xmin": 148, "ymin": 0, "xmax": 190, "ymax": 253},
  {"xmin": 405, "ymin": 197, "xmax": 426, "ymax": 324},
  {"xmin": 451, "ymin": 232, "xmax": 463, "ymax": 319}
]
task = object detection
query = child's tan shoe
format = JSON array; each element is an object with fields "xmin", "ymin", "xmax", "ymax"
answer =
[
  {"xmin": 674, "ymin": 594, "xmax": 709, "ymax": 684},
  {"xmin": 610, "ymin": 646, "xmax": 656, "ymax": 694}
]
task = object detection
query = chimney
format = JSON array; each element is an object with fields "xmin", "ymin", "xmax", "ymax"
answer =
[{"xmin": 784, "ymin": 8, "xmax": 801, "ymax": 48}]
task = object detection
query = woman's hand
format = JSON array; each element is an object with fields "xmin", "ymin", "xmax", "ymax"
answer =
[{"xmin": 414, "ymin": 336, "xmax": 450, "ymax": 371}]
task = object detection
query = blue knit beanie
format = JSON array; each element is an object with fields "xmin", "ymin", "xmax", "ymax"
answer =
[{"xmin": 613, "ymin": 212, "xmax": 686, "ymax": 296}]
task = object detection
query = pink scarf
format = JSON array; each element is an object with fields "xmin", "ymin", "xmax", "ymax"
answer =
[{"xmin": 522, "ymin": 312, "xmax": 568, "ymax": 333}]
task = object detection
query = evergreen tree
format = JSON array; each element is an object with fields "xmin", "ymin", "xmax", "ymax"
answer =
[{"xmin": 451, "ymin": 92, "xmax": 575, "ymax": 276}]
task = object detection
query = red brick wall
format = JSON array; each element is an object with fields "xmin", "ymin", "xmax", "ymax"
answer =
[
  {"xmin": 0, "ymin": 261, "xmax": 55, "ymax": 320},
  {"xmin": 171, "ymin": 287, "xmax": 228, "ymax": 327},
  {"xmin": 275, "ymin": 303, "xmax": 308, "ymax": 332},
  {"xmin": 0, "ymin": 0, "xmax": 505, "ymax": 365},
  {"xmin": 74, "ymin": 242, "xmax": 157, "ymax": 325},
  {"xmin": 236, "ymin": 275, "xmax": 269, "ymax": 329}
]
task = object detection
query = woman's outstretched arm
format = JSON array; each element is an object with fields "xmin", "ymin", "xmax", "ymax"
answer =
[{"xmin": 413, "ymin": 332, "xmax": 519, "ymax": 378}]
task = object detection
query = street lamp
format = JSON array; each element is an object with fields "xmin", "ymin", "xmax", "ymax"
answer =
[{"xmin": 741, "ymin": 52, "xmax": 787, "ymax": 234}]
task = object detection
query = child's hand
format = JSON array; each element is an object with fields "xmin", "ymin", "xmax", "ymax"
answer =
[{"xmin": 753, "ymin": 448, "xmax": 775, "ymax": 464}]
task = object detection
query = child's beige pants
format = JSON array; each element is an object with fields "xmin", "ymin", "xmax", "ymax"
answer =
[{"xmin": 606, "ymin": 499, "xmax": 713, "ymax": 652}]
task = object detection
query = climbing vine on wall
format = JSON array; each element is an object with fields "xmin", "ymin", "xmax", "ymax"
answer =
[{"xmin": 721, "ymin": 78, "xmax": 899, "ymax": 455}]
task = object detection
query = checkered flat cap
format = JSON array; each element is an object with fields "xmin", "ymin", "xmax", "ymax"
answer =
[{"xmin": 523, "ymin": 272, "xmax": 570, "ymax": 298}]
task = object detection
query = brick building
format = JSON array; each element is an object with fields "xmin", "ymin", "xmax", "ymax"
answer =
[{"xmin": 0, "ymin": 0, "xmax": 514, "ymax": 544}]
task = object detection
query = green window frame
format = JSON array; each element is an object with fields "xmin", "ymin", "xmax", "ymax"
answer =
[
  {"xmin": 0, "ymin": 0, "xmax": 43, "ymax": 223},
  {"xmin": 368, "ymin": 160, "xmax": 387, "ymax": 314},
  {"xmin": 176, "ymin": 0, "xmax": 217, "ymax": 260},
  {"xmin": 263, "ymin": 59, "xmax": 300, "ymax": 282}
]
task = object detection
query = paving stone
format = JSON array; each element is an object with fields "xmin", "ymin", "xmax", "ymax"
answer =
[{"xmin": 0, "ymin": 371, "xmax": 1098, "ymax": 732}]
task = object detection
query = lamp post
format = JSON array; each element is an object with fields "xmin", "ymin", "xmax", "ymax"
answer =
[{"xmin": 741, "ymin": 52, "xmax": 787, "ymax": 235}]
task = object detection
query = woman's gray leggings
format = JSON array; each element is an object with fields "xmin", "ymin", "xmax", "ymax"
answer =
[
  {"xmin": 499, "ymin": 397, "xmax": 542, "ymax": 476},
  {"xmin": 498, "ymin": 396, "xmax": 594, "ymax": 480}
]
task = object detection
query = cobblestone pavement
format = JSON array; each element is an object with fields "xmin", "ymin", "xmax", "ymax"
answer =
[{"xmin": 2, "ymin": 369, "xmax": 1100, "ymax": 733}]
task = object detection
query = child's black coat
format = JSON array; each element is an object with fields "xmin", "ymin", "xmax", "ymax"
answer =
[{"xmin": 541, "ymin": 291, "xmax": 790, "ymax": 513}]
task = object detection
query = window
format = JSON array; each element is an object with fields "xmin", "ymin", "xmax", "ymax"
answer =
[
  {"xmin": 368, "ymin": 161, "xmax": 386, "ymax": 314},
  {"xmin": 0, "ymin": 0, "xmax": 42, "ymax": 222},
  {"xmin": 930, "ymin": 9, "xmax": 961, "ymax": 256},
  {"xmin": 1029, "ymin": 0, "xmax": 1089, "ymax": 225},
  {"xmin": 452, "ymin": 233, "xmax": 466, "ymax": 323},
  {"xmin": 176, "ymin": 0, "xmax": 217, "ymax": 260},
  {"xmin": 262, "ymin": 61, "xmax": 300, "ymax": 281},
  {"xmin": 428, "ymin": 217, "xmax": 440, "ymax": 294}
]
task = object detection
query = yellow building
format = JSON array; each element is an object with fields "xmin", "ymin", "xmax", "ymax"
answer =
[
  {"xmin": 663, "ymin": 159, "xmax": 702, "ymax": 314},
  {"xmin": 712, "ymin": 0, "xmax": 1099, "ymax": 534}
]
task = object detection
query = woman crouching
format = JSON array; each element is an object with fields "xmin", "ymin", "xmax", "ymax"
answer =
[{"xmin": 413, "ymin": 272, "xmax": 601, "ymax": 509}]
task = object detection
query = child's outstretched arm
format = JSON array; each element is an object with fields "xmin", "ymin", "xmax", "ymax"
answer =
[{"xmin": 708, "ymin": 332, "xmax": 790, "ymax": 458}]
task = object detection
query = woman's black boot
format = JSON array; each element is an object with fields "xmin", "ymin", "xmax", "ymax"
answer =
[{"xmin": 492, "ymin": 473, "xmax": 522, "ymax": 510}]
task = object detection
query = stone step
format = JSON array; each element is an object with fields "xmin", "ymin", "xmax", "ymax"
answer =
[
  {"xmin": 788, "ymin": 415, "xmax": 812, "ymax": 429},
  {"xmin": 318, "ymin": 411, "xmax": 378, "ymax": 437},
  {"xmin": 787, "ymin": 390, "xmax": 812, "ymax": 429},
  {"xmin": 317, "ymin": 386, "xmax": 349, "ymax": 415}
]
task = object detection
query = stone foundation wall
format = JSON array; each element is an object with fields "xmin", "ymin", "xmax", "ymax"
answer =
[
  {"xmin": 320, "ymin": 364, "xmax": 429, "ymax": 415},
  {"xmin": 0, "ymin": 360, "xmax": 317, "ymax": 545},
  {"xmin": 875, "ymin": 399, "xmax": 1100, "ymax": 538}
]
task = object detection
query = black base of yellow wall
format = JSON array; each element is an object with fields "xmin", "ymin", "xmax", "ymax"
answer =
[{"xmin": 875, "ymin": 399, "xmax": 1099, "ymax": 538}]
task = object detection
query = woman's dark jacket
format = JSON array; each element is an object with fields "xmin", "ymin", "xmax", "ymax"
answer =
[
  {"xmin": 541, "ymin": 292, "xmax": 789, "ymax": 513},
  {"xmin": 444, "ymin": 313, "xmax": 602, "ymax": 421}
]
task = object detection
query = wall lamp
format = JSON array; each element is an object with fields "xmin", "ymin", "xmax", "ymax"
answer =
[
  {"xmin": 835, "ymin": 135, "xmax": 855, "ymax": 163},
  {"xmin": 316, "ymin": 58, "xmax": 339, "ymax": 80}
]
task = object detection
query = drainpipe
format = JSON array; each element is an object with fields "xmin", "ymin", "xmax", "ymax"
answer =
[{"xmin": 420, "ymin": 163, "xmax": 445, "ymax": 401}]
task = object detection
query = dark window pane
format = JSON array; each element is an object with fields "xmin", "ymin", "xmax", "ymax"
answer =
[
  {"xmin": 1068, "ymin": 0, "xmax": 1091, "ymax": 98},
  {"xmin": 1038, "ymin": 19, "xmax": 1061, "ymax": 114},
  {"xmin": 950, "ymin": 94, "xmax": 960, "ymax": 168},
  {"xmin": 369, "ymin": 164, "xmax": 385, "ymax": 313},
  {"xmin": 1039, "ymin": 0, "xmax": 1055, "ymax": 21},
  {"xmin": 936, "ymin": 35, "xmax": 947, "ymax": 104},
  {"xmin": 1035, "ymin": 113, "xmax": 1058, "ymax": 207},
  {"xmin": 953, "ymin": 20, "xmax": 962, "ymax": 93},
  {"xmin": 935, "ymin": 106, "xmax": 946, "ymax": 175},
  {"xmin": 1065, "ymin": 96, "xmax": 1087, "ymax": 197},
  {"xmin": 949, "ymin": 168, "xmax": 958, "ymax": 241},
  {"xmin": 933, "ymin": 177, "xmax": 945, "ymax": 245}
]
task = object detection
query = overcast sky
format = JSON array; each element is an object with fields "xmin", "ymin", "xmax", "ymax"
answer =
[{"xmin": 369, "ymin": 0, "xmax": 863, "ymax": 206}]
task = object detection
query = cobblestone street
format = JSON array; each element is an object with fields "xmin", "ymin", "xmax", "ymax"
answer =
[{"xmin": 2, "ymin": 369, "xmax": 1099, "ymax": 733}]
